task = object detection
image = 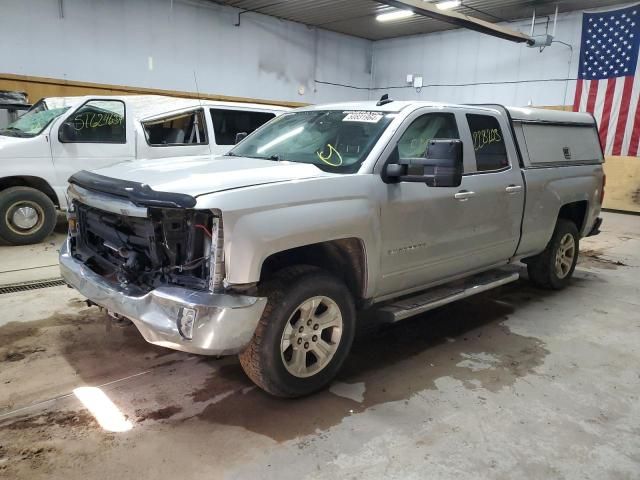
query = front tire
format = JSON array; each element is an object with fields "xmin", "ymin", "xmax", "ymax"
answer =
[
  {"xmin": 526, "ymin": 219, "xmax": 579, "ymax": 290},
  {"xmin": 0, "ymin": 187, "xmax": 57, "ymax": 245},
  {"xmin": 239, "ymin": 266, "xmax": 356, "ymax": 397}
]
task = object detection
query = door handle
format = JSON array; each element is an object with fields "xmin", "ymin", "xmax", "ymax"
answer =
[
  {"xmin": 454, "ymin": 190, "xmax": 475, "ymax": 201},
  {"xmin": 505, "ymin": 185, "xmax": 523, "ymax": 194}
]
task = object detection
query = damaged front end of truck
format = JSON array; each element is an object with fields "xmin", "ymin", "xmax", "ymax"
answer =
[{"xmin": 59, "ymin": 170, "xmax": 265, "ymax": 355}]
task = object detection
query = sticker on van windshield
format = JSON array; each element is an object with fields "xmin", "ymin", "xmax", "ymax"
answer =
[{"xmin": 342, "ymin": 111, "xmax": 383, "ymax": 123}]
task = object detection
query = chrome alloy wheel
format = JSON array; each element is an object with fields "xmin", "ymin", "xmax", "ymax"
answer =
[
  {"xmin": 555, "ymin": 233, "xmax": 576, "ymax": 279},
  {"xmin": 280, "ymin": 296, "xmax": 343, "ymax": 378},
  {"xmin": 6, "ymin": 201, "xmax": 44, "ymax": 235}
]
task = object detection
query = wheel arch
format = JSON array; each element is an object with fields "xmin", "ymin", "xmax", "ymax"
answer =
[
  {"xmin": 259, "ymin": 238, "xmax": 368, "ymax": 303},
  {"xmin": 558, "ymin": 200, "xmax": 588, "ymax": 236},
  {"xmin": 0, "ymin": 176, "xmax": 60, "ymax": 207}
]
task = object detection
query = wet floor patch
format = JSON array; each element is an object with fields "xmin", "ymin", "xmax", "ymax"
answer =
[
  {"xmin": 188, "ymin": 283, "xmax": 549, "ymax": 441},
  {"xmin": 136, "ymin": 405, "xmax": 183, "ymax": 422},
  {"xmin": 0, "ymin": 305, "xmax": 185, "ymax": 414},
  {"xmin": 578, "ymin": 249, "xmax": 628, "ymax": 269},
  {"xmin": 0, "ymin": 281, "xmax": 552, "ymax": 450},
  {"xmin": 0, "ymin": 408, "xmax": 109, "ymax": 477}
]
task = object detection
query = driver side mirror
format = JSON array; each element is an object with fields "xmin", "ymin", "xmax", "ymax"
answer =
[
  {"xmin": 58, "ymin": 122, "xmax": 75, "ymax": 143},
  {"xmin": 234, "ymin": 131, "xmax": 248, "ymax": 144},
  {"xmin": 384, "ymin": 139, "xmax": 463, "ymax": 187}
]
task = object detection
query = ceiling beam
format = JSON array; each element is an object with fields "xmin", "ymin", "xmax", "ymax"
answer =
[{"xmin": 377, "ymin": 0, "xmax": 535, "ymax": 45}]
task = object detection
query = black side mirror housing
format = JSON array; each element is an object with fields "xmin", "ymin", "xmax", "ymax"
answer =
[
  {"xmin": 58, "ymin": 122, "xmax": 75, "ymax": 143},
  {"xmin": 385, "ymin": 139, "xmax": 463, "ymax": 187},
  {"xmin": 235, "ymin": 132, "xmax": 248, "ymax": 144}
]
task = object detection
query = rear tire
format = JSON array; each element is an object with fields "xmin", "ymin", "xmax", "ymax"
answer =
[
  {"xmin": 239, "ymin": 266, "xmax": 356, "ymax": 398},
  {"xmin": 0, "ymin": 187, "xmax": 57, "ymax": 245},
  {"xmin": 525, "ymin": 219, "xmax": 579, "ymax": 290}
]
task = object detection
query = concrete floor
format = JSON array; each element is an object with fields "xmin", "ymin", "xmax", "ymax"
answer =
[
  {"xmin": 0, "ymin": 214, "xmax": 66, "ymax": 285},
  {"xmin": 0, "ymin": 211, "xmax": 638, "ymax": 480}
]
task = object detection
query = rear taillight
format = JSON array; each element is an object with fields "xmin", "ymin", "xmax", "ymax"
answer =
[{"xmin": 599, "ymin": 173, "xmax": 606, "ymax": 205}]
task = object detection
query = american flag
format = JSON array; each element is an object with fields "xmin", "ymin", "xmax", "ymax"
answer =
[{"xmin": 573, "ymin": 4, "xmax": 640, "ymax": 157}]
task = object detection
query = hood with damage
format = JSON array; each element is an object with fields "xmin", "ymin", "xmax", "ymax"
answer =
[{"xmin": 89, "ymin": 155, "xmax": 331, "ymax": 197}]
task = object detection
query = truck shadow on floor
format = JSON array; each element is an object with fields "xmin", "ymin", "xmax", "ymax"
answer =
[{"xmin": 187, "ymin": 277, "xmax": 573, "ymax": 442}]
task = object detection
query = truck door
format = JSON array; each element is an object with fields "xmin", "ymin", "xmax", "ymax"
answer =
[
  {"xmin": 50, "ymin": 99, "xmax": 134, "ymax": 188},
  {"xmin": 456, "ymin": 112, "xmax": 525, "ymax": 268},
  {"xmin": 377, "ymin": 109, "xmax": 524, "ymax": 297}
]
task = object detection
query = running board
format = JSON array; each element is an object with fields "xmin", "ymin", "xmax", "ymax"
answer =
[{"xmin": 376, "ymin": 269, "xmax": 520, "ymax": 323}]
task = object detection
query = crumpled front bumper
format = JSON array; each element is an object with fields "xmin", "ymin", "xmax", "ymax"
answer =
[{"xmin": 59, "ymin": 240, "xmax": 266, "ymax": 355}]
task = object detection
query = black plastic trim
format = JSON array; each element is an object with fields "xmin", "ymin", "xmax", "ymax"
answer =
[
  {"xmin": 587, "ymin": 217, "xmax": 602, "ymax": 237},
  {"xmin": 69, "ymin": 170, "xmax": 197, "ymax": 209}
]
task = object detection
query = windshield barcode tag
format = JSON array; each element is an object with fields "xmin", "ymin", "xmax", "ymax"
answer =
[{"xmin": 343, "ymin": 112, "xmax": 383, "ymax": 123}]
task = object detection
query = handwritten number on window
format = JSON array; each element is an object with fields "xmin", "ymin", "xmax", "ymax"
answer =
[
  {"xmin": 472, "ymin": 128, "xmax": 502, "ymax": 151},
  {"xmin": 72, "ymin": 112, "xmax": 123, "ymax": 131}
]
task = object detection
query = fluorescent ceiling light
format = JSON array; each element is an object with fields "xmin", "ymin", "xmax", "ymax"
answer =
[
  {"xmin": 436, "ymin": 0, "xmax": 461, "ymax": 10},
  {"xmin": 376, "ymin": 10, "xmax": 414, "ymax": 22}
]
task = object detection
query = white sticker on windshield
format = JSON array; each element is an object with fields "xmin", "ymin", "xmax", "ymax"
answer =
[{"xmin": 343, "ymin": 112, "xmax": 383, "ymax": 123}]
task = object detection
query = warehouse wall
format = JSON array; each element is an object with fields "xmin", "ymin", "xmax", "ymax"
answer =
[
  {"xmin": 371, "ymin": 11, "xmax": 583, "ymax": 106},
  {"xmin": 371, "ymin": 10, "xmax": 640, "ymax": 213},
  {"xmin": 0, "ymin": 0, "xmax": 372, "ymax": 105}
]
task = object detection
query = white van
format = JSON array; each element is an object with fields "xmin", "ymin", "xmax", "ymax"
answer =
[{"xmin": 0, "ymin": 95, "xmax": 288, "ymax": 244}]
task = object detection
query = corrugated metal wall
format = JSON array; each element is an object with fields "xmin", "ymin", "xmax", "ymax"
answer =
[{"xmin": 1, "ymin": 0, "xmax": 372, "ymax": 105}]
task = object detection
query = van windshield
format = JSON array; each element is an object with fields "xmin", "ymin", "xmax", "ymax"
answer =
[
  {"xmin": 228, "ymin": 110, "xmax": 395, "ymax": 173},
  {"xmin": 0, "ymin": 98, "xmax": 71, "ymax": 138}
]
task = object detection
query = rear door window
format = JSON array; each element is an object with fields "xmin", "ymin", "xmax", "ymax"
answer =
[
  {"xmin": 142, "ymin": 109, "xmax": 207, "ymax": 146},
  {"xmin": 466, "ymin": 114, "xmax": 509, "ymax": 171},
  {"xmin": 210, "ymin": 109, "xmax": 275, "ymax": 145}
]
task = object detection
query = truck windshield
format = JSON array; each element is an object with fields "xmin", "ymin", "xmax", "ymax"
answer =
[
  {"xmin": 229, "ymin": 110, "xmax": 395, "ymax": 173},
  {"xmin": 0, "ymin": 98, "xmax": 71, "ymax": 138}
]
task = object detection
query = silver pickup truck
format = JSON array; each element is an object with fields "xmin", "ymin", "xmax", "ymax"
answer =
[{"xmin": 59, "ymin": 99, "xmax": 604, "ymax": 397}]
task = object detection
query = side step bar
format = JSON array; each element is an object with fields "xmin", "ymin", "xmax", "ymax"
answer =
[{"xmin": 376, "ymin": 268, "xmax": 520, "ymax": 323}]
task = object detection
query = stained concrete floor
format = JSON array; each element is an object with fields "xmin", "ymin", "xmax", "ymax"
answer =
[{"xmin": 0, "ymin": 211, "xmax": 639, "ymax": 479}]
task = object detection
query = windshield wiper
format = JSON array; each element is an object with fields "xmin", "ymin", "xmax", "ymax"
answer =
[
  {"xmin": 229, "ymin": 153, "xmax": 282, "ymax": 161},
  {"xmin": 0, "ymin": 128, "xmax": 28, "ymax": 137}
]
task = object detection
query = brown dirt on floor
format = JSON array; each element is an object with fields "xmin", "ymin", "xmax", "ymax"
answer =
[
  {"xmin": 136, "ymin": 405, "xmax": 183, "ymax": 422},
  {"xmin": 0, "ymin": 280, "xmax": 559, "ymax": 461},
  {"xmin": 578, "ymin": 249, "xmax": 628, "ymax": 269},
  {"xmin": 4, "ymin": 347, "xmax": 46, "ymax": 362},
  {"xmin": 0, "ymin": 410, "xmax": 96, "ymax": 431},
  {"xmin": 0, "ymin": 409, "xmax": 100, "ymax": 476},
  {"xmin": 189, "ymin": 281, "xmax": 550, "ymax": 441},
  {"xmin": 0, "ymin": 304, "xmax": 183, "ymax": 414}
]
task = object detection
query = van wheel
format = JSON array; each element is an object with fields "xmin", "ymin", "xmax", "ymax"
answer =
[
  {"xmin": 526, "ymin": 219, "xmax": 579, "ymax": 290},
  {"xmin": 0, "ymin": 187, "xmax": 57, "ymax": 245},
  {"xmin": 239, "ymin": 266, "xmax": 356, "ymax": 398}
]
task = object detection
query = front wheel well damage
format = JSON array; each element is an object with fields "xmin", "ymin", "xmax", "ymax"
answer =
[
  {"xmin": 259, "ymin": 238, "xmax": 367, "ymax": 302},
  {"xmin": 0, "ymin": 176, "xmax": 59, "ymax": 207}
]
